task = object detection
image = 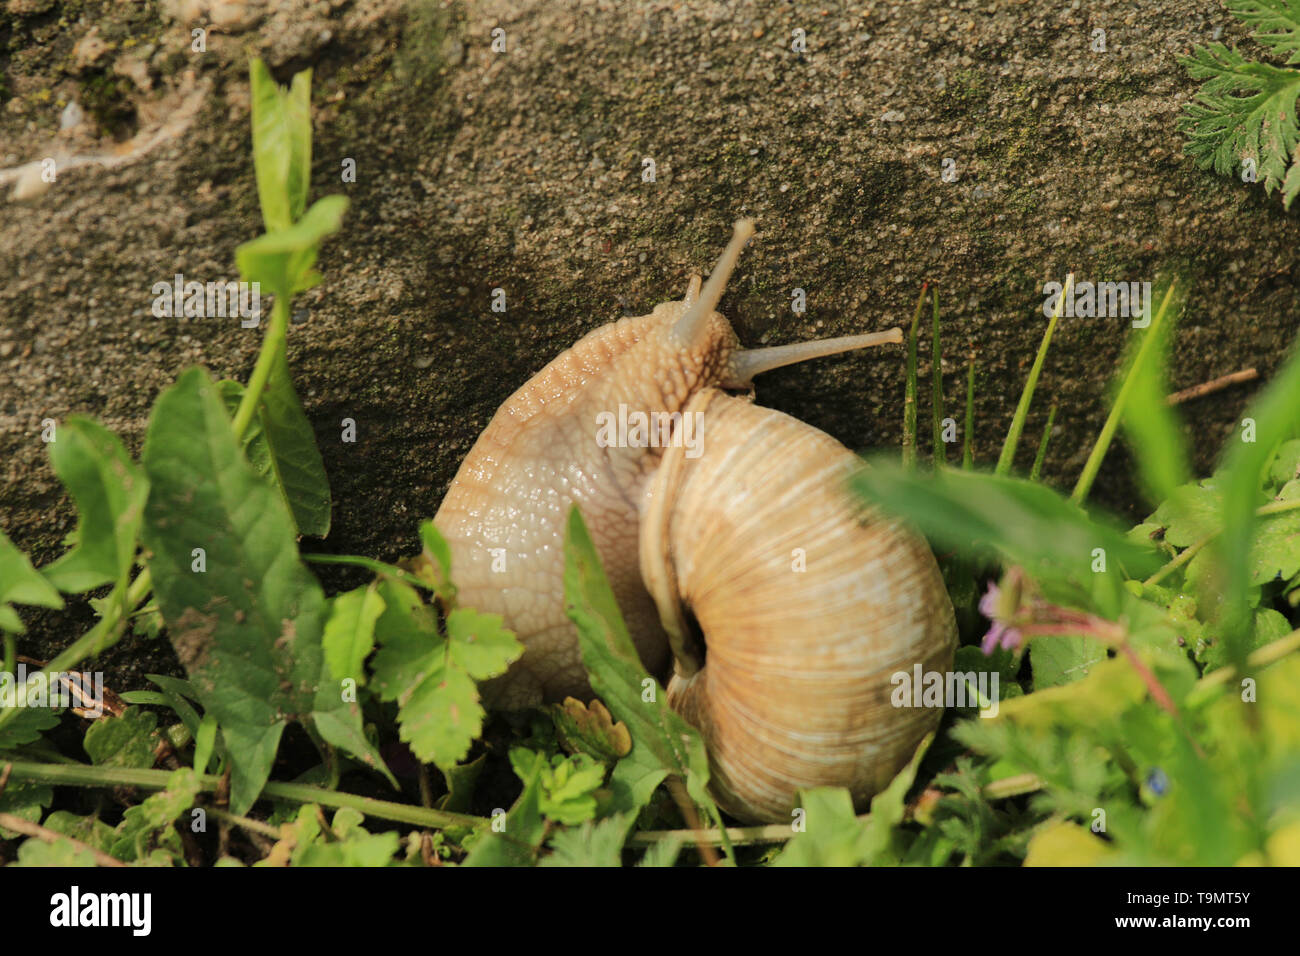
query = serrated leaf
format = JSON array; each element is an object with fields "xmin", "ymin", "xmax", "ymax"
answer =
[
  {"xmin": 540, "ymin": 813, "xmax": 633, "ymax": 867},
  {"xmin": 1177, "ymin": 42, "xmax": 1300, "ymax": 204},
  {"xmin": 83, "ymin": 706, "xmax": 159, "ymax": 769},
  {"xmin": 370, "ymin": 579, "xmax": 521, "ymax": 771},
  {"xmin": 40, "ymin": 417, "xmax": 147, "ymax": 594},
  {"xmin": 446, "ymin": 607, "xmax": 523, "ymax": 677},
  {"xmin": 773, "ymin": 733, "xmax": 931, "ymax": 867},
  {"xmin": 551, "ymin": 696, "xmax": 633, "ymax": 762},
  {"xmin": 1230, "ymin": 1, "xmax": 1300, "ymax": 64},
  {"xmin": 534, "ymin": 752, "xmax": 606, "ymax": 825},
  {"xmin": 110, "ymin": 767, "xmax": 201, "ymax": 863},
  {"xmin": 563, "ymin": 507, "xmax": 720, "ymax": 828}
]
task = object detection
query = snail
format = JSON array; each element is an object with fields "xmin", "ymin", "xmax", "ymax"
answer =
[{"xmin": 433, "ymin": 220, "xmax": 957, "ymax": 822}]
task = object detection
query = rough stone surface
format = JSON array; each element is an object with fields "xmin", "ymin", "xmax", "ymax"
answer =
[{"xmin": 2, "ymin": 1, "xmax": 1299, "ymax": 677}]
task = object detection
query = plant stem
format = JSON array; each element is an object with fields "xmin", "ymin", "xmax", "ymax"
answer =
[
  {"xmin": 207, "ymin": 806, "xmax": 282, "ymax": 839},
  {"xmin": 931, "ymin": 288, "xmax": 946, "ymax": 466},
  {"xmin": 1187, "ymin": 628, "xmax": 1300, "ymax": 705},
  {"xmin": 1, "ymin": 760, "xmax": 488, "ymax": 832},
  {"xmin": 1070, "ymin": 279, "xmax": 1179, "ymax": 504},
  {"xmin": 1029, "ymin": 404, "xmax": 1057, "ymax": 483},
  {"xmin": 231, "ymin": 295, "xmax": 290, "ymax": 440},
  {"xmin": 981, "ymin": 773, "xmax": 1044, "ymax": 800},
  {"xmin": 0, "ymin": 571, "xmax": 152, "ymax": 736},
  {"xmin": 2, "ymin": 633, "xmax": 13, "ymax": 678},
  {"xmin": 997, "ymin": 274, "xmax": 1072, "ymax": 476},
  {"xmin": 0, "ymin": 809, "xmax": 126, "ymax": 867},
  {"xmin": 963, "ymin": 353, "xmax": 976, "ymax": 470},
  {"xmin": 902, "ymin": 283, "xmax": 928, "ymax": 470},
  {"xmin": 0, "ymin": 298, "xmax": 291, "ymax": 737},
  {"xmin": 302, "ymin": 553, "xmax": 433, "ymax": 590}
]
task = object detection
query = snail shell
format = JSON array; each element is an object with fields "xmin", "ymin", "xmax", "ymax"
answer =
[
  {"xmin": 433, "ymin": 220, "xmax": 956, "ymax": 821},
  {"xmin": 640, "ymin": 388, "xmax": 956, "ymax": 823}
]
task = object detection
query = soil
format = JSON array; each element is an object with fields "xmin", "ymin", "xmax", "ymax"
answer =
[{"xmin": 2, "ymin": 0, "xmax": 1298, "ymax": 682}]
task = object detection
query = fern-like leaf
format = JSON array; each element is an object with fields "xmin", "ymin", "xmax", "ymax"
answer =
[
  {"xmin": 1227, "ymin": 1, "xmax": 1300, "ymax": 64},
  {"xmin": 1177, "ymin": 42, "xmax": 1300, "ymax": 206}
]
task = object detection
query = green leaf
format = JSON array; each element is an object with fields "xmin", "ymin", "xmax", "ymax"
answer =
[
  {"xmin": 418, "ymin": 520, "xmax": 457, "ymax": 604},
  {"xmin": 637, "ymin": 833, "xmax": 684, "ymax": 867},
  {"xmin": 1030, "ymin": 635, "xmax": 1108, "ymax": 690},
  {"xmin": 540, "ymin": 813, "xmax": 633, "ymax": 867},
  {"xmin": 236, "ymin": 195, "xmax": 348, "ymax": 299},
  {"xmin": 773, "ymin": 734, "xmax": 932, "ymax": 867},
  {"xmin": 260, "ymin": 348, "xmax": 331, "ymax": 536},
  {"xmin": 110, "ymin": 767, "xmax": 201, "ymax": 863},
  {"xmin": 323, "ymin": 583, "xmax": 384, "ymax": 684},
  {"xmin": 0, "ymin": 778, "xmax": 53, "ymax": 839},
  {"xmin": 1217, "ymin": 339, "xmax": 1300, "ymax": 670},
  {"xmin": 218, "ymin": 371, "xmax": 331, "ymax": 537},
  {"xmin": 1154, "ymin": 480, "xmax": 1222, "ymax": 547},
  {"xmin": 141, "ymin": 367, "xmax": 386, "ymax": 812},
  {"xmin": 551, "ymin": 696, "xmax": 632, "ymax": 763},
  {"xmin": 42, "ymin": 810, "xmax": 118, "ymax": 853},
  {"xmin": 852, "ymin": 463, "xmax": 1161, "ymax": 598},
  {"xmin": 217, "ymin": 378, "xmax": 276, "ymax": 488},
  {"xmin": 370, "ymin": 579, "xmax": 521, "ymax": 771},
  {"xmin": 0, "ymin": 529, "xmax": 63, "ymax": 625},
  {"xmin": 1118, "ymin": 280, "xmax": 1190, "ymax": 507},
  {"xmin": 563, "ymin": 506, "xmax": 721, "ymax": 830},
  {"xmin": 1177, "ymin": 42, "xmax": 1300, "ymax": 205},
  {"xmin": 461, "ymin": 747, "xmax": 549, "ymax": 867},
  {"xmin": 0, "ymin": 704, "xmax": 60, "ymax": 750},
  {"xmin": 1229, "ymin": 0, "xmax": 1300, "ymax": 65},
  {"xmin": 83, "ymin": 706, "xmax": 160, "ymax": 768},
  {"xmin": 248, "ymin": 59, "xmax": 307, "ymax": 234},
  {"xmin": 535, "ymin": 752, "xmax": 606, "ymax": 825},
  {"xmin": 13, "ymin": 838, "xmax": 99, "ymax": 867},
  {"xmin": 40, "ymin": 417, "xmax": 147, "ymax": 593},
  {"xmin": 293, "ymin": 809, "xmax": 402, "ymax": 867}
]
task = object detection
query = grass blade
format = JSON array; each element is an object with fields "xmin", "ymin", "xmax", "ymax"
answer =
[
  {"xmin": 931, "ymin": 289, "xmax": 946, "ymax": 466},
  {"xmin": 996, "ymin": 273, "xmax": 1072, "ymax": 476},
  {"xmin": 1070, "ymin": 279, "xmax": 1180, "ymax": 504},
  {"xmin": 1030, "ymin": 404, "xmax": 1057, "ymax": 483},
  {"xmin": 963, "ymin": 354, "xmax": 976, "ymax": 469},
  {"xmin": 902, "ymin": 284, "xmax": 928, "ymax": 469}
]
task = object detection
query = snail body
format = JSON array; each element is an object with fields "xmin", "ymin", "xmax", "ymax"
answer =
[{"xmin": 434, "ymin": 221, "xmax": 956, "ymax": 821}]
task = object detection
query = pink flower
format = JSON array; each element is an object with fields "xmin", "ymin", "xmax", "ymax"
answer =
[{"xmin": 979, "ymin": 582, "xmax": 1024, "ymax": 655}]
